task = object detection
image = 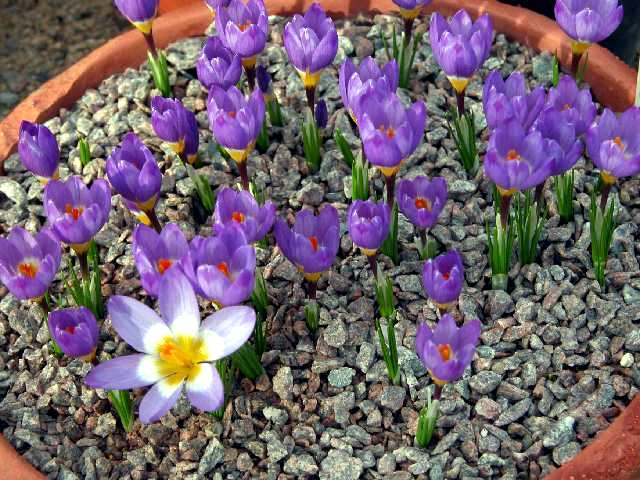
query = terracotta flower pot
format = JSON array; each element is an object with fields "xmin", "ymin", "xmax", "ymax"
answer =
[{"xmin": 0, "ymin": 1, "xmax": 637, "ymax": 478}]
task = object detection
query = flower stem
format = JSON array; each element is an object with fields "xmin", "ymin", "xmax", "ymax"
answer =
[
  {"xmin": 143, "ymin": 31, "xmax": 158, "ymax": 58},
  {"xmin": 385, "ymin": 173, "xmax": 397, "ymax": 208},
  {"xmin": 500, "ymin": 193, "xmax": 512, "ymax": 230},
  {"xmin": 78, "ymin": 251, "xmax": 89, "ymax": 284},
  {"xmin": 144, "ymin": 208, "xmax": 163, "ymax": 233},
  {"xmin": 305, "ymin": 86, "xmax": 316, "ymax": 114},
  {"xmin": 306, "ymin": 280, "xmax": 317, "ymax": 301},
  {"xmin": 600, "ymin": 182, "xmax": 612, "ymax": 212},
  {"xmin": 534, "ymin": 183, "xmax": 544, "ymax": 205},
  {"xmin": 403, "ymin": 17, "xmax": 414, "ymax": 47},
  {"xmin": 238, "ymin": 161, "xmax": 250, "ymax": 190},
  {"xmin": 571, "ymin": 51, "xmax": 583, "ymax": 78},
  {"xmin": 456, "ymin": 90, "xmax": 465, "ymax": 118},
  {"xmin": 245, "ymin": 64, "xmax": 256, "ymax": 91},
  {"xmin": 433, "ymin": 383, "xmax": 443, "ymax": 400},
  {"xmin": 367, "ymin": 252, "xmax": 378, "ymax": 274}
]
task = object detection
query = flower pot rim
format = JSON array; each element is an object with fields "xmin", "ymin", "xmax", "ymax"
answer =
[{"xmin": 0, "ymin": 1, "xmax": 637, "ymax": 479}]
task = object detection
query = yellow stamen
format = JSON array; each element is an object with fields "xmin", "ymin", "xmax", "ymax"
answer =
[{"xmin": 156, "ymin": 336, "xmax": 208, "ymax": 385}]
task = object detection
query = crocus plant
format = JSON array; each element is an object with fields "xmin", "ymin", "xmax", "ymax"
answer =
[
  {"xmin": 85, "ymin": 271, "xmax": 256, "ymax": 423},
  {"xmin": 397, "ymin": 176, "xmax": 447, "ymax": 259},
  {"xmin": 18, "ymin": 121, "xmax": 60, "ymax": 182},
  {"xmin": 48, "ymin": 307, "xmax": 99, "ymax": 361},
  {"xmin": 422, "ymin": 250, "xmax": 464, "ymax": 313},
  {"xmin": 430, "ymin": 10, "xmax": 493, "ymax": 115},
  {"xmin": 106, "ymin": 133, "xmax": 163, "ymax": 232},
  {"xmin": 151, "ymin": 96, "xmax": 200, "ymax": 165},
  {"xmin": 197, "ymin": 36, "xmax": 243, "ymax": 91},
  {"xmin": 347, "ymin": 199, "xmax": 391, "ymax": 272},
  {"xmin": 113, "ymin": 0, "xmax": 170, "ymax": 97},
  {"xmin": 415, "ymin": 313, "xmax": 480, "ymax": 446},
  {"xmin": 207, "ymin": 86, "xmax": 265, "ymax": 189},
  {"xmin": 216, "ymin": 0, "xmax": 269, "ymax": 89},
  {"xmin": 284, "ymin": 2, "xmax": 338, "ymax": 112},
  {"xmin": 554, "ymin": 0, "xmax": 623, "ymax": 74}
]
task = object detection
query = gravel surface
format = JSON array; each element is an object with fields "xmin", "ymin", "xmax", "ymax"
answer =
[
  {"xmin": 1, "ymin": 13, "xmax": 640, "ymax": 480},
  {"xmin": 0, "ymin": 0, "xmax": 127, "ymax": 119}
]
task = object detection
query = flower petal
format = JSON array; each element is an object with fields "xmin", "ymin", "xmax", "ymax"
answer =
[
  {"xmin": 108, "ymin": 296, "xmax": 172, "ymax": 353},
  {"xmin": 158, "ymin": 269, "xmax": 201, "ymax": 338},
  {"xmin": 200, "ymin": 305, "xmax": 256, "ymax": 361},
  {"xmin": 186, "ymin": 362, "xmax": 225, "ymax": 412},
  {"xmin": 85, "ymin": 354, "xmax": 163, "ymax": 390},
  {"xmin": 138, "ymin": 377, "xmax": 184, "ymax": 424}
]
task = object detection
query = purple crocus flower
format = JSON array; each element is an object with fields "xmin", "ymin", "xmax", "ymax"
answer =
[
  {"xmin": 357, "ymin": 91, "xmax": 427, "ymax": 177},
  {"xmin": 114, "ymin": 0, "xmax": 158, "ymax": 33},
  {"xmin": 44, "ymin": 176, "xmax": 111, "ymax": 252},
  {"xmin": 207, "ymin": 85, "xmax": 265, "ymax": 162},
  {"xmin": 18, "ymin": 121, "xmax": 60, "ymax": 180},
  {"xmin": 586, "ymin": 107, "xmax": 640, "ymax": 185},
  {"xmin": 181, "ymin": 224, "xmax": 256, "ymax": 307},
  {"xmin": 430, "ymin": 10, "xmax": 493, "ymax": 93},
  {"xmin": 339, "ymin": 57, "xmax": 398, "ymax": 120},
  {"xmin": 346, "ymin": 200, "xmax": 391, "ymax": 255},
  {"xmin": 106, "ymin": 133, "xmax": 162, "ymax": 212},
  {"xmin": 197, "ymin": 36, "xmax": 243, "ymax": 91},
  {"xmin": 274, "ymin": 205, "xmax": 340, "ymax": 281},
  {"xmin": 133, "ymin": 223, "xmax": 189, "ymax": 297},
  {"xmin": 484, "ymin": 120, "xmax": 555, "ymax": 196},
  {"xmin": 555, "ymin": 0, "xmax": 623, "ymax": 53},
  {"xmin": 283, "ymin": 3, "xmax": 338, "ymax": 88},
  {"xmin": 546, "ymin": 75, "xmax": 596, "ymax": 136},
  {"xmin": 216, "ymin": 0, "xmax": 268, "ymax": 61},
  {"xmin": 482, "ymin": 70, "xmax": 545, "ymax": 132},
  {"xmin": 393, "ymin": 0, "xmax": 432, "ymax": 20},
  {"xmin": 535, "ymin": 108, "xmax": 583, "ymax": 176},
  {"xmin": 0, "ymin": 227, "xmax": 61, "ymax": 301},
  {"xmin": 49, "ymin": 307, "xmax": 99, "ymax": 360},
  {"xmin": 213, "ymin": 187, "xmax": 276, "ymax": 244},
  {"xmin": 396, "ymin": 176, "xmax": 447, "ymax": 230},
  {"xmin": 416, "ymin": 313, "xmax": 481, "ymax": 384},
  {"xmin": 422, "ymin": 250, "xmax": 464, "ymax": 307},
  {"xmin": 85, "ymin": 270, "xmax": 256, "ymax": 423},
  {"xmin": 151, "ymin": 97, "xmax": 199, "ymax": 162}
]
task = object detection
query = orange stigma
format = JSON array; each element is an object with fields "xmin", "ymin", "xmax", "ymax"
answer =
[
  {"xmin": 228, "ymin": 111, "xmax": 237, "ymax": 119},
  {"xmin": 613, "ymin": 136, "xmax": 625, "ymax": 150},
  {"xmin": 563, "ymin": 103, "xmax": 572, "ymax": 111},
  {"xmin": 64, "ymin": 203, "xmax": 83, "ymax": 221},
  {"xmin": 378, "ymin": 125, "xmax": 395, "ymax": 139},
  {"xmin": 506, "ymin": 149, "xmax": 520, "ymax": 161},
  {"xmin": 232, "ymin": 211, "xmax": 245, "ymax": 223},
  {"xmin": 64, "ymin": 325, "xmax": 76, "ymax": 335},
  {"xmin": 18, "ymin": 262, "xmax": 38, "ymax": 278},
  {"xmin": 156, "ymin": 258, "xmax": 173, "ymax": 275},
  {"xmin": 308, "ymin": 236, "xmax": 319, "ymax": 251},
  {"xmin": 414, "ymin": 197, "xmax": 432, "ymax": 211},
  {"xmin": 442, "ymin": 271, "xmax": 451, "ymax": 281},
  {"xmin": 238, "ymin": 21, "xmax": 252, "ymax": 32},
  {"xmin": 216, "ymin": 262, "xmax": 230, "ymax": 277},
  {"xmin": 437, "ymin": 343, "xmax": 452, "ymax": 361}
]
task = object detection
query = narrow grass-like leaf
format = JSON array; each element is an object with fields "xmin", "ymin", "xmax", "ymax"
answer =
[
  {"xmin": 302, "ymin": 110, "xmax": 321, "ymax": 171},
  {"xmin": 554, "ymin": 170, "xmax": 575, "ymax": 224},
  {"xmin": 375, "ymin": 318, "xmax": 400, "ymax": 385},
  {"xmin": 380, "ymin": 203, "xmax": 399, "ymax": 265},
  {"xmin": 446, "ymin": 108, "xmax": 478, "ymax": 175},
  {"xmin": 231, "ymin": 342, "xmax": 264, "ymax": 380},
  {"xmin": 148, "ymin": 51, "xmax": 171, "ymax": 98},
  {"xmin": 334, "ymin": 128, "xmax": 355, "ymax": 168},
  {"xmin": 304, "ymin": 300, "xmax": 319, "ymax": 332},
  {"xmin": 416, "ymin": 388, "xmax": 439, "ymax": 448},
  {"xmin": 78, "ymin": 138, "xmax": 91, "ymax": 167},
  {"xmin": 590, "ymin": 192, "xmax": 616, "ymax": 288},
  {"xmin": 486, "ymin": 212, "xmax": 515, "ymax": 291},
  {"xmin": 108, "ymin": 390, "xmax": 134, "ymax": 432},
  {"xmin": 351, "ymin": 153, "xmax": 370, "ymax": 201},
  {"xmin": 515, "ymin": 191, "xmax": 545, "ymax": 266}
]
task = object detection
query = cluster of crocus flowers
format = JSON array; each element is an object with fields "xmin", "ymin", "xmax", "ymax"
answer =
[
  {"xmin": 48, "ymin": 307, "xmax": 99, "ymax": 361},
  {"xmin": 181, "ymin": 224, "xmax": 256, "ymax": 308},
  {"xmin": 346, "ymin": 200, "xmax": 391, "ymax": 272},
  {"xmin": 197, "ymin": 36, "xmax": 242, "ymax": 91},
  {"xmin": 151, "ymin": 96, "xmax": 200, "ymax": 164},
  {"xmin": 339, "ymin": 57, "xmax": 399, "ymax": 122},
  {"xmin": 275, "ymin": 205, "xmax": 339, "ymax": 299},
  {"xmin": 357, "ymin": 90, "xmax": 427, "ymax": 206},
  {"xmin": 397, "ymin": 176, "xmax": 447, "ymax": 257},
  {"xmin": 213, "ymin": 187, "xmax": 276, "ymax": 243},
  {"xmin": 43, "ymin": 176, "xmax": 111, "ymax": 278},
  {"xmin": 283, "ymin": 2, "xmax": 338, "ymax": 111},
  {"xmin": 554, "ymin": 0, "xmax": 623, "ymax": 73},
  {"xmin": 482, "ymin": 71, "xmax": 545, "ymax": 132},
  {"xmin": 207, "ymin": 86, "xmax": 265, "ymax": 189},
  {"xmin": 430, "ymin": 9, "xmax": 493, "ymax": 115},
  {"xmin": 85, "ymin": 271, "xmax": 256, "ymax": 423},
  {"xmin": 422, "ymin": 250, "xmax": 464, "ymax": 313},
  {"xmin": 586, "ymin": 107, "xmax": 640, "ymax": 210},
  {"xmin": 0, "ymin": 227, "xmax": 61, "ymax": 301},
  {"xmin": 416, "ymin": 313, "xmax": 480, "ymax": 388},
  {"xmin": 18, "ymin": 121, "xmax": 60, "ymax": 182},
  {"xmin": 106, "ymin": 133, "xmax": 163, "ymax": 232},
  {"xmin": 216, "ymin": 0, "xmax": 269, "ymax": 89},
  {"xmin": 133, "ymin": 223, "xmax": 189, "ymax": 297}
]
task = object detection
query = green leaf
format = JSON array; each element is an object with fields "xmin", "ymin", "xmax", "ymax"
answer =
[
  {"xmin": 552, "ymin": 51, "xmax": 560, "ymax": 88},
  {"xmin": 375, "ymin": 317, "xmax": 400, "ymax": 385},
  {"xmin": 375, "ymin": 269, "xmax": 395, "ymax": 320},
  {"xmin": 515, "ymin": 191, "xmax": 545, "ymax": 266},
  {"xmin": 486, "ymin": 211, "xmax": 515, "ymax": 291},
  {"xmin": 351, "ymin": 153, "xmax": 370, "ymax": 201},
  {"xmin": 589, "ymin": 191, "xmax": 616, "ymax": 288},
  {"xmin": 108, "ymin": 390, "xmax": 134, "ymax": 432},
  {"xmin": 231, "ymin": 342, "xmax": 264, "ymax": 380},
  {"xmin": 302, "ymin": 110, "xmax": 321, "ymax": 171},
  {"xmin": 380, "ymin": 203, "xmax": 399, "ymax": 265},
  {"xmin": 334, "ymin": 128, "xmax": 355, "ymax": 168},
  {"xmin": 416, "ymin": 389, "xmax": 439, "ymax": 448},
  {"xmin": 148, "ymin": 51, "xmax": 171, "ymax": 98},
  {"xmin": 304, "ymin": 300, "xmax": 319, "ymax": 332},
  {"xmin": 78, "ymin": 138, "xmax": 91, "ymax": 167},
  {"xmin": 554, "ymin": 170, "xmax": 574, "ymax": 224},
  {"xmin": 256, "ymin": 121, "xmax": 269, "ymax": 153},
  {"xmin": 446, "ymin": 108, "xmax": 478, "ymax": 175}
]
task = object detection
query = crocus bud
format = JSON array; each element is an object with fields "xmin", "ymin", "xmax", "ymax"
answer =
[
  {"xmin": 422, "ymin": 250, "xmax": 464, "ymax": 309},
  {"xmin": 0, "ymin": 227, "xmax": 61, "ymax": 301},
  {"xmin": 197, "ymin": 36, "xmax": 243, "ymax": 91},
  {"xmin": 18, "ymin": 121, "xmax": 60, "ymax": 181},
  {"xmin": 49, "ymin": 307, "xmax": 99, "ymax": 361},
  {"xmin": 113, "ymin": 0, "xmax": 159, "ymax": 34},
  {"xmin": 256, "ymin": 64, "xmax": 271, "ymax": 94},
  {"xmin": 416, "ymin": 314, "xmax": 481, "ymax": 385},
  {"xmin": 346, "ymin": 200, "xmax": 390, "ymax": 256},
  {"xmin": 315, "ymin": 100, "xmax": 328, "ymax": 129}
]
